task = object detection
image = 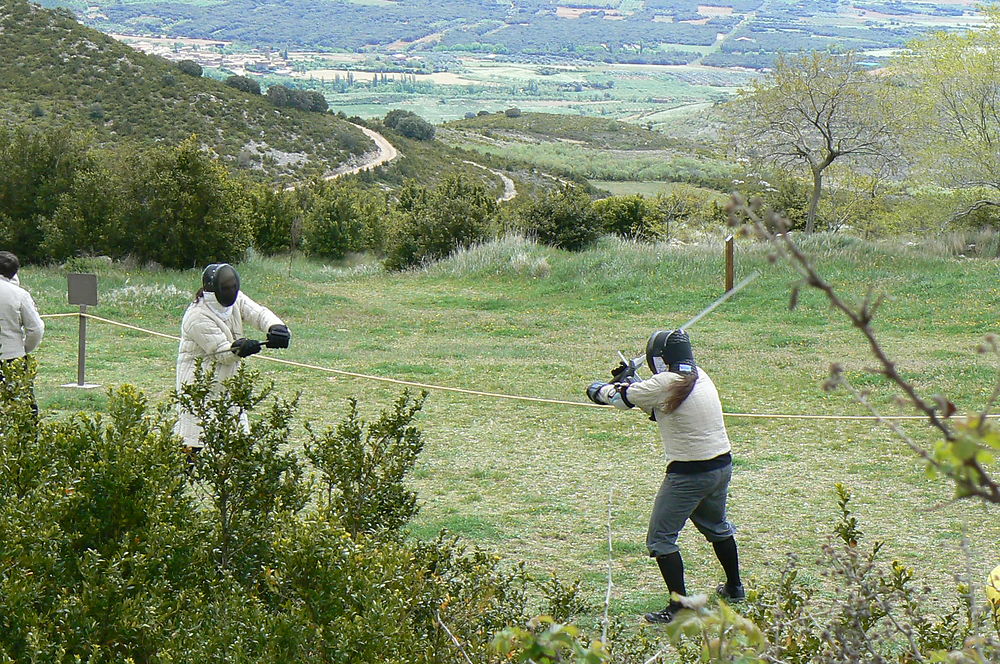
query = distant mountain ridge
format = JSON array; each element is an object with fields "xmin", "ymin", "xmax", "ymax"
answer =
[{"xmin": 0, "ymin": 0, "xmax": 372, "ymax": 184}]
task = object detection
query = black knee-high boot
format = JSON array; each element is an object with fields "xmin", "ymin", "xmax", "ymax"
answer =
[
  {"xmin": 655, "ymin": 551, "xmax": 686, "ymax": 603},
  {"xmin": 712, "ymin": 536, "xmax": 742, "ymax": 588}
]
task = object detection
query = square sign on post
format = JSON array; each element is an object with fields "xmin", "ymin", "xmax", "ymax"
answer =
[
  {"xmin": 68, "ymin": 273, "xmax": 98, "ymax": 306},
  {"xmin": 62, "ymin": 273, "xmax": 100, "ymax": 389}
]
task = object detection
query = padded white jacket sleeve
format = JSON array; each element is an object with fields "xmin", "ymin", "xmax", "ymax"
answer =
[{"xmin": 237, "ymin": 293, "xmax": 283, "ymax": 336}]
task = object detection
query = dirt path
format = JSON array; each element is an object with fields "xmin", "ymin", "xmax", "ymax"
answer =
[
  {"xmin": 329, "ymin": 123, "xmax": 399, "ymax": 179},
  {"xmin": 282, "ymin": 123, "xmax": 399, "ymax": 191},
  {"xmin": 463, "ymin": 160, "xmax": 517, "ymax": 202}
]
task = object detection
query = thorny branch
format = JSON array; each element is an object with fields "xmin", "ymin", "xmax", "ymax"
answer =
[{"xmin": 727, "ymin": 195, "xmax": 1000, "ymax": 504}]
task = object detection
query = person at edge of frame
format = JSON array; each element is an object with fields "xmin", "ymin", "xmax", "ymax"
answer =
[
  {"xmin": 586, "ymin": 329, "xmax": 743, "ymax": 625},
  {"xmin": 0, "ymin": 251, "xmax": 45, "ymax": 417},
  {"xmin": 175, "ymin": 263, "xmax": 291, "ymax": 456}
]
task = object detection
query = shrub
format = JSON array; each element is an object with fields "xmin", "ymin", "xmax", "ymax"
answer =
[
  {"xmin": 0, "ymin": 357, "xmax": 535, "ymax": 663},
  {"xmin": 175, "ymin": 363, "xmax": 307, "ymax": 583},
  {"xmin": 177, "ymin": 59, "xmax": 202, "ymax": 77},
  {"xmin": 305, "ymin": 391, "xmax": 426, "ymax": 537},
  {"xmin": 395, "ymin": 115, "xmax": 436, "ymax": 141},
  {"xmin": 383, "ymin": 173, "xmax": 499, "ymax": 270},
  {"xmin": 39, "ymin": 163, "xmax": 126, "ymax": 261},
  {"xmin": 115, "ymin": 136, "xmax": 254, "ymax": 268},
  {"xmin": 515, "ymin": 185, "xmax": 600, "ymax": 251},
  {"xmin": 249, "ymin": 185, "xmax": 300, "ymax": 254},
  {"xmin": 300, "ymin": 179, "xmax": 387, "ymax": 259},
  {"xmin": 505, "ymin": 107, "xmax": 522, "ymax": 118},
  {"xmin": 383, "ymin": 108, "xmax": 417, "ymax": 129},
  {"xmin": 225, "ymin": 74, "xmax": 261, "ymax": 95},
  {"xmin": 302, "ymin": 184, "xmax": 364, "ymax": 260},
  {"xmin": 0, "ymin": 367, "xmax": 206, "ymax": 663},
  {"xmin": 266, "ymin": 85, "xmax": 327, "ymax": 112},
  {"xmin": 593, "ymin": 194, "xmax": 667, "ymax": 241},
  {"xmin": 0, "ymin": 125, "xmax": 97, "ymax": 262}
]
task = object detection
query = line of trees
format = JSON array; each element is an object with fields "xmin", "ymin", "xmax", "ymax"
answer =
[{"xmin": 0, "ymin": 116, "xmax": 726, "ymax": 271}]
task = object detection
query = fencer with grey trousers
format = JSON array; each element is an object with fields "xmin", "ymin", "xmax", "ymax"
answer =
[{"xmin": 625, "ymin": 369, "xmax": 735, "ymax": 558}]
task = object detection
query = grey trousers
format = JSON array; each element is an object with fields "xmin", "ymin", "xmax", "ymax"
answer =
[{"xmin": 646, "ymin": 464, "xmax": 735, "ymax": 557}]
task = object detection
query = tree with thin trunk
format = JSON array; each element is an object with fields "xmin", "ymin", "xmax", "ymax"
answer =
[
  {"xmin": 725, "ymin": 51, "xmax": 904, "ymax": 233},
  {"xmin": 892, "ymin": 8, "xmax": 1000, "ymax": 224}
]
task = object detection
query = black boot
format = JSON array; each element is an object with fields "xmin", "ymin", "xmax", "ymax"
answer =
[
  {"xmin": 712, "ymin": 536, "xmax": 745, "ymax": 602},
  {"xmin": 645, "ymin": 552, "xmax": 686, "ymax": 624}
]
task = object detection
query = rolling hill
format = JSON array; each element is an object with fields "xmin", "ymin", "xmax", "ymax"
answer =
[{"xmin": 0, "ymin": 0, "xmax": 373, "ymax": 184}]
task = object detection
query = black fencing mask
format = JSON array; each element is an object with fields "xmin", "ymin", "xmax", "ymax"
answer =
[
  {"xmin": 645, "ymin": 329, "xmax": 696, "ymax": 375},
  {"xmin": 202, "ymin": 263, "xmax": 241, "ymax": 307}
]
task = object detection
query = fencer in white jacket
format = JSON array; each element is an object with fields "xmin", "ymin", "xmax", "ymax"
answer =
[{"xmin": 175, "ymin": 263, "xmax": 290, "ymax": 449}]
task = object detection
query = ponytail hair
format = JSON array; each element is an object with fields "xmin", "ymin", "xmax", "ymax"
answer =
[
  {"xmin": 660, "ymin": 369, "xmax": 699, "ymax": 414},
  {"xmin": 194, "ymin": 288, "xmax": 205, "ymax": 302}
]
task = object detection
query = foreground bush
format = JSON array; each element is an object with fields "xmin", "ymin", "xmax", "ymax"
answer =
[
  {"xmin": 495, "ymin": 486, "xmax": 1000, "ymax": 663},
  {"xmin": 0, "ymin": 362, "xmax": 531, "ymax": 662}
]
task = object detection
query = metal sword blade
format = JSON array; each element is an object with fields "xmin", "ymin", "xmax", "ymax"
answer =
[{"xmin": 627, "ymin": 271, "xmax": 760, "ymax": 367}]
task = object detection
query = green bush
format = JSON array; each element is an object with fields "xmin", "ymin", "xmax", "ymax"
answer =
[
  {"xmin": 383, "ymin": 108, "xmax": 417, "ymax": 129},
  {"xmin": 266, "ymin": 85, "xmax": 328, "ymax": 112},
  {"xmin": 515, "ymin": 185, "xmax": 600, "ymax": 251},
  {"xmin": 0, "ymin": 364, "xmax": 206, "ymax": 663},
  {"xmin": 0, "ymin": 361, "xmax": 537, "ymax": 662},
  {"xmin": 301, "ymin": 180, "xmax": 370, "ymax": 260},
  {"xmin": 384, "ymin": 173, "xmax": 499, "ymax": 270},
  {"xmin": 0, "ymin": 125, "xmax": 96, "ymax": 262},
  {"xmin": 116, "ymin": 136, "xmax": 254, "ymax": 268},
  {"xmin": 305, "ymin": 391, "xmax": 426, "ymax": 537},
  {"xmin": 249, "ymin": 185, "xmax": 300, "ymax": 254},
  {"xmin": 395, "ymin": 115, "xmax": 436, "ymax": 141},
  {"xmin": 177, "ymin": 59, "xmax": 202, "ymax": 77},
  {"xmin": 175, "ymin": 363, "xmax": 307, "ymax": 584},
  {"xmin": 225, "ymin": 74, "xmax": 261, "ymax": 95},
  {"xmin": 593, "ymin": 194, "xmax": 666, "ymax": 241}
]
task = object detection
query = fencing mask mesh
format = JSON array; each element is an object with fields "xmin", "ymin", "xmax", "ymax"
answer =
[
  {"xmin": 202, "ymin": 263, "xmax": 241, "ymax": 308},
  {"xmin": 645, "ymin": 329, "xmax": 696, "ymax": 375}
]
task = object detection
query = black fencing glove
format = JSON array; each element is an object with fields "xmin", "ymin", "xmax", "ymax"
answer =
[
  {"xmin": 266, "ymin": 324, "xmax": 291, "ymax": 349},
  {"xmin": 231, "ymin": 338, "xmax": 263, "ymax": 358},
  {"xmin": 611, "ymin": 360, "xmax": 638, "ymax": 383}
]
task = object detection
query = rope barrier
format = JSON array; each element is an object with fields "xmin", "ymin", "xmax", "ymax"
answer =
[{"xmin": 39, "ymin": 311, "xmax": 963, "ymax": 421}]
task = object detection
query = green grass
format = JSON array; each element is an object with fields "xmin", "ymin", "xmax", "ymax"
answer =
[
  {"xmin": 19, "ymin": 234, "xmax": 1000, "ymax": 620},
  {"xmin": 590, "ymin": 180, "xmax": 729, "ymax": 199}
]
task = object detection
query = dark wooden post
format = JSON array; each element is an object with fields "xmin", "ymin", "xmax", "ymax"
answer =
[{"xmin": 725, "ymin": 235, "xmax": 734, "ymax": 293}]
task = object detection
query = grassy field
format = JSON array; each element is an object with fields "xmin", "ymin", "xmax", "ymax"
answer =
[
  {"xmin": 19, "ymin": 235, "xmax": 1000, "ymax": 621},
  {"xmin": 590, "ymin": 180, "xmax": 730, "ymax": 199}
]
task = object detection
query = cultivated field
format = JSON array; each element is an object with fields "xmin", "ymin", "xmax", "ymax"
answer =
[{"xmin": 24, "ymin": 235, "xmax": 1000, "ymax": 619}]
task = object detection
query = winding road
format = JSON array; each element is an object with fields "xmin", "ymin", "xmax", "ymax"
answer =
[
  {"xmin": 315, "ymin": 124, "xmax": 517, "ymax": 202},
  {"xmin": 463, "ymin": 160, "xmax": 517, "ymax": 202},
  {"xmin": 328, "ymin": 123, "xmax": 400, "ymax": 179}
]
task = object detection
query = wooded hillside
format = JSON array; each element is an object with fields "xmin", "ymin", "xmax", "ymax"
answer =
[{"xmin": 0, "ymin": 0, "xmax": 372, "ymax": 184}]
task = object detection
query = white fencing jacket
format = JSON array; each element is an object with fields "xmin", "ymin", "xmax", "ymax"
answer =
[
  {"xmin": 174, "ymin": 291, "xmax": 283, "ymax": 447},
  {"xmin": 625, "ymin": 368, "xmax": 731, "ymax": 465},
  {"xmin": 0, "ymin": 275, "xmax": 44, "ymax": 361}
]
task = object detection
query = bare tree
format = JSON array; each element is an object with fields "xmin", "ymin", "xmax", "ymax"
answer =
[{"xmin": 726, "ymin": 51, "xmax": 905, "ymax": 233}]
